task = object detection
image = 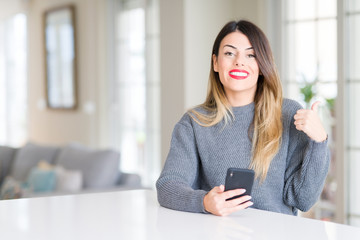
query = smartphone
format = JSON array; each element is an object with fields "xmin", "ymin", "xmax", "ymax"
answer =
[{"xmin": 224, "ymin": 168, "xmax": 255, "ymax": 201}]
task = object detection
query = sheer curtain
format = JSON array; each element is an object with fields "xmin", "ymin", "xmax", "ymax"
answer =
[
  {"xmin": 108, "ymin": 0, "xmax": 160, "ymax": 187},
  {"xmin": 0, "ymin": 13, "xmax": 27, "ymax": 147}
]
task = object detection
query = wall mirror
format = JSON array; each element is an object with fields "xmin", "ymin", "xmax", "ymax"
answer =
[{"xmin": 44, "ymin": 5, "xmax": 77, "ymax": 109}]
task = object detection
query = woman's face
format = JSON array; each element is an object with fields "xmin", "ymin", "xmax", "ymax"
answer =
[{"xmin": 213, "ymin": 31, "xmax": 260, "ymax": 106}]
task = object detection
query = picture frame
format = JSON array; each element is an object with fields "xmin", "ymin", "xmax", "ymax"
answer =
[{"xmin": 44, "ymin": 5, "xmax": 77, "ymax": 110}]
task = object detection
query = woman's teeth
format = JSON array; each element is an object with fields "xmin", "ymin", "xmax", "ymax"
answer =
[{"xmin": 230, "ymin": 72, "xmax": 248, "ymax": 77}]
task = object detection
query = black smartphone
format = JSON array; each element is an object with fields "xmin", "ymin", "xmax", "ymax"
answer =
[{"xmin": 224, "ymin": 168, "xmax": 255, "ymax": 201}]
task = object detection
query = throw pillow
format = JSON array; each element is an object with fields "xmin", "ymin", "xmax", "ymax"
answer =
[
  {"xmin": 0, "ymin": 176, "xmax": 23, "ymax": 200},
  {"xmin": 54, "ymin": 143, "xmax": 120, "ymax": 189},
  {"xmin": 27, "ymin": 167, "xmax": 57, "ymax": 193},
  {"xmin": 10, "ymin": 142, "xmax": 60, "ymax": 182},
  {"xmin": 54, "ymin": 165, "xmax": 83, "ymax": 192},
  {"xmin": 0, "ymin": 146, "xmax": 17, "ymax": 186}
]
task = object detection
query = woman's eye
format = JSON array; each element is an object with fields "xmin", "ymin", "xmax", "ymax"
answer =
[
  {"xmin": 248, "ymin": 54, "xmax": 256, "ymax": 58},
  {"xmin": 225, "ymin": 52, "xmax": 234, "ymax": 56}
]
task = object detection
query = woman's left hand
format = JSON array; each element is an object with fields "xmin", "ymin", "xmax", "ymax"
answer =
[{"xmin": 294, "ymin": 101, "xmax": 327, "ymax": 142}]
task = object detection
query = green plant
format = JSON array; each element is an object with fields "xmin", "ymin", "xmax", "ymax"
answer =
[
  {"xmin": 325, "ymin": 98, "xmax": 335, "ymax": 113},
  {"xmin": 300, "ymin": 83, "xmax": 316, "ymax": 105}
]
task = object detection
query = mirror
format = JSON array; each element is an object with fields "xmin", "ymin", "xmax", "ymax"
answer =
[{"xmin": 44, "ymin": 5, "xmax": 77, "ymax": 110}]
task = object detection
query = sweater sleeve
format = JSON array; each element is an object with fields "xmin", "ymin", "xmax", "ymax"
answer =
[
  {"xmin": 156, "ymin": 116, "xmax": 208, "ymax": 213},
  {"xmin": 283, "ymin": 108, "xmax": 330, "ymax": 212}
]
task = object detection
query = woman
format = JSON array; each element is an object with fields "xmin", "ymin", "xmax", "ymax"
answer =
[{"xmin": 156, "ymin": 20, "xmax": 329, "ymax": 217}]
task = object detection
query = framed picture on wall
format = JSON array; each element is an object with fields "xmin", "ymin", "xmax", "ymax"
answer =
[{"xmin": 43, "ymin": 5, "xmax": 78, "ymax": 110}]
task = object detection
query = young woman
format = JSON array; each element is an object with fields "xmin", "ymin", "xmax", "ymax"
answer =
[{"xmin": 156, "ymin": 20, "xmax": 330, "ymax": 217}]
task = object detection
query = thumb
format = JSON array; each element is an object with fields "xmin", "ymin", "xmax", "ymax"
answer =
[{"xmin": 311, "ymin": 101, "xmax": 321, "ymax": 113}]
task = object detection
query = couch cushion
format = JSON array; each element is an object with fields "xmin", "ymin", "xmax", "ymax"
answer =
[
  {"xmin": 0, "ymin": 146, "xmax": 17, "ymax": 186},
  {"xmin": 54, "ymin": 165, "xmax": 83, "ymax": 192},
  {"xmin": 27, "ymin": 167, "xmax": 57, "ymax": 192},
  {"xmin": 55, "ymin": 143, "xmax": 120, "ymax": 189},
  {"xmin": 10, "ymin": 142, "xmax": 60, "ymax": 182}
]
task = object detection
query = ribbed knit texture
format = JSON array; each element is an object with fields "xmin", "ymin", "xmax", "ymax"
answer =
[{"xmin": 156, "ymin": 99, "xmax": 330, "ymax": 215}]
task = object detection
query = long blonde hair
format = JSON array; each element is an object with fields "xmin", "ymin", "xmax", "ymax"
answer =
[{"xmin": 189, "ymin": 20, "xmax": 283, "ymax": 181}]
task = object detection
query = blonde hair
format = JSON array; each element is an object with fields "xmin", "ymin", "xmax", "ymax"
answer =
[{"xmin": 189, "ymin": 20, "xmax": 283, "ymax": 181}]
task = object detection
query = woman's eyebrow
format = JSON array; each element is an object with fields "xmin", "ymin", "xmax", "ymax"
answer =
[
  {"xmin": 223, "ymin": 44, "xmax": 237, "ymax": 49},
  {"xmin": 223, "ymin": 45, "xmax": 254, "ymax": 51}
]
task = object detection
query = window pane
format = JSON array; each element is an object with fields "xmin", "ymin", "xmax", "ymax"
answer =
[
  {"xmin": 117, "ymin": 9, "xmax": 145, "ymax": 84},
  {"xmin": 349, "ymin": 217, "xmax": 360, "ymax": 228},
  {"xmin": 348, "ymin": 0, "xmax": 360, "ymax": 12},
  {"xmin": 317, "ymin": 82, "xmax": 337, "ymax": 100},
  {"xmin": 115, "ymin": 6, "xmax": 146, "ymax": 173},
  {"xmin": 283, "ymin": 82, "xmax": 305, "ymax": 105},
  {"xmin": 294, "ymin": 22, "xmax": 317, "ymax": 83},
  {"xmin": 318, "ymin": 0, "xmax": 337, "ymax": 18},
  {"xmin": 287, "ymin": 0, "xmax": 316, "ymax": 20},
  {"xmin": 348, "ymin": 15, "xmax": 360, "ymax": 80},
  {"xmin": 348, "ymin": 150, "xmax": 360, "ymax": 215},
  {"xmin": 0, "ymin": 14, "xmax": 27, "ymax": 146},
  {"xmin": 317, "ymin": 19, "xmax": 337, "ymax": 82},
  {"xmin": 347, "ymin": 83, "xmax": 360, "ymax": 148}
]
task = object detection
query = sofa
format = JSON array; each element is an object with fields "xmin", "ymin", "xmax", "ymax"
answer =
[{"xmin": 0, "ymin": 142, "xmax": 142, "ymax": 200}]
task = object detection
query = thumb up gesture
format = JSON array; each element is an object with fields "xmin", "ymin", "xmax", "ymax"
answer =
[{"xmin": 294, "ymin": 101, "xmax": 328, "ymax": 142}]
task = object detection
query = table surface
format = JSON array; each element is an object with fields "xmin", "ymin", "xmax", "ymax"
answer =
[{"xmin": 0, "ymin": 189, "xmax": 359, "ymax": 240}]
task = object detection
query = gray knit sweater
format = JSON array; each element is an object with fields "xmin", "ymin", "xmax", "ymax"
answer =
[{"xmin": 156, "ymin": 99, "xmax": 330, "ymax": 215}]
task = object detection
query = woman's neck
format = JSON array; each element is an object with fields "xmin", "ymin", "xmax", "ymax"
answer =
[{"xmin": 225, "ymin": 91, "xmax": 255, "ymax": 107}]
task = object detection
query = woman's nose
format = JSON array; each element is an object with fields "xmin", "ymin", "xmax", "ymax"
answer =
[{"xmin": 235, "ymin": 55, "xmax": 245, "ymax": 66}]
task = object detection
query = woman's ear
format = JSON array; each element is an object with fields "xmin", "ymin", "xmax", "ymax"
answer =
[{"xmin": 212, "ymin": 54, "xmax": 218, "ymax": 72}]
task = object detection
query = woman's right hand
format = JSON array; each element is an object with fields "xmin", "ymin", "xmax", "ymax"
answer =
[{"xmin": 203, "ymin": 185, "xmax": 253, "ymax": 216}]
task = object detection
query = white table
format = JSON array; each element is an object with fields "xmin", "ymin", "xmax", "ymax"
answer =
[{"xmin": 0, "ymin": 190, "xmax": 359, "ymax": 239}]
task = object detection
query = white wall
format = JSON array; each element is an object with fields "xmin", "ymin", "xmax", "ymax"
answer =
[
  {"xmin": 0, "ymin": 0, "xmax": 28, "ymax": 21},
  {"xmin": 27, "ymin": 0, "xmax": 108, "ymax": 147}
]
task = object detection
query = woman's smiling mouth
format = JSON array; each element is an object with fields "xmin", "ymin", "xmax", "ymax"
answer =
[{"xmin": 228, "ymin": 69, "xmax": 249, "ymax": 80}]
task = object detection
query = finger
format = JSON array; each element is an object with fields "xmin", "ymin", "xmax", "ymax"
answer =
[
  {"xmin": 311, "ymin": 101, "xmax": 321, "ymax": 113},
  {"xmin": 295, "ymin": 120, "xmax": 309, "ymax": 131},
  {"xmin": 296, "ymin": 108, "xmax": 307, "ymax": 115},
  {"xmin": 222, "ymin": 189, "xmax": 246, "ymax": 201},
  {"xmin": 225, "ymin": 195, "xmax": 252, "ymax": 207},
  {"xmin": 294, "ymin": 119, "xmax": 307, "ymax": 126},
  {"xmin": 295, "ymin": 123, "xmax": 304, "ymax": 131},
  {"xmin": 233, "ymin": 201, "xmax": 254, "ymax": 211},
  {"xmin": 294, "ymin": 111, "xmax": 308, "ymax": 121},
  {"xmin": 294, "ymin": 114, "xmax": 304, "ymax": 120}
]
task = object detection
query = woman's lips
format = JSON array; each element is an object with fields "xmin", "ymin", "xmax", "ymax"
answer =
[{"xmin": 229, "ymin": 69, "xmax": 249, "ymax": 80}]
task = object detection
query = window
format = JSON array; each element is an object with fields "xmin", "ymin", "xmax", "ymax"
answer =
[
  {"xmin": 283, "ymin": 0, "xmax": 337, "ymax": 221},
  {"xmin": 346, "ymin": 0, "xmax": 360, "ymax": 227},
  {"xmin": 109, "ymin": 0, "xmax": 160, "ymax": 187},
  {"xmin": 0, "ymin": 13, "xmax": 27, "ymax": 147}
]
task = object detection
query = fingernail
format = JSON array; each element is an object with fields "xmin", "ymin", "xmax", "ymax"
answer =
[
  {"xmin": 240, "ymin": 189, "xmax": 246, "ymax": 194},
  {"xmin": 249, "ymin": 202, "xmax": 254, "ymax": 206}
]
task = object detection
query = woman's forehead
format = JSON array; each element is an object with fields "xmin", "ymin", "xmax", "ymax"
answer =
[{"xmin": 220, "ymin": 31, "xmax": 253, "ymax": 50}]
